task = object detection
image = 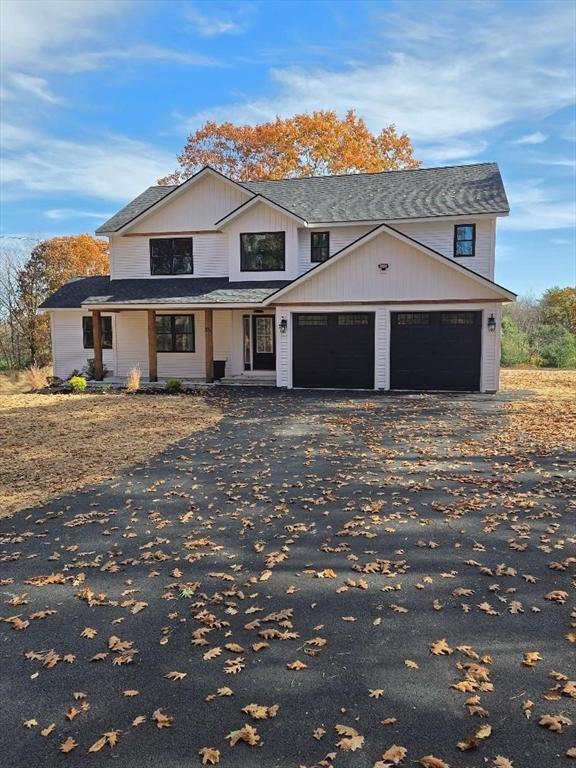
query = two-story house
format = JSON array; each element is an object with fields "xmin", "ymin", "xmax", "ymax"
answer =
[{"xmin": 41, "ymin": 162, "xmax": 515, "ymax": 391}]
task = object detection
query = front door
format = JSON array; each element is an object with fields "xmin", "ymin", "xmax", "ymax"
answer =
[{"xmin": 252, "ymin": 315, "xmax": 276, "ymax": 370}]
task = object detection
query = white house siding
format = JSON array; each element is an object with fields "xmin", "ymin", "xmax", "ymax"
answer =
[
  {"xmin": 394, "ymin": 218, "xmax": 495, "ymax": 280},
  {"xmin": 50, "ymin": 310, "xmax": 115, "ymax": 379},
  {"xmin": 279, "ymin": 231, "xmax": 506, "ymax": 304},
  {"xmin": 275, "ymin": 303, "xmax": 501, "ymax": 393},
  {"xmin": 297, "ymin": 226, "xmax": 374, "ymax": 275},
  {"xmin": 109, "ymin": 233, "xmax": 228, "ymax": 280},
  {"xmin": 213, "ymin": 310, "xmax": 232, "ymax": 362},
  {"xmin": 225, "ymin": 202, "xmax": 300, "ymax": 282},
  {"xmin": 128, "ymin": 173, "xmax": 251, "ymax": 234},
  {"xmin": 115, "ymin": 310, "xmax": 206, "ymax": 379}
]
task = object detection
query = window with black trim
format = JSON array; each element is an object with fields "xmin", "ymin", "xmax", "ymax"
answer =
[
  {"xmin": 83, "ymin": 316, "xmax": 113, "ymax": 349},
  {"xmin": 395, "ymin": 312, "xmax": 430, "ymax": 325},
  {"xmin": 440, "ymin": 312, "xmax": 476, "ymax": 325},
  {"xmin": 155, "ymin": 315, "xmax": 195, "ymax": 352},
  {"xmin": 338, "ymin": 314, "xmax": 369, "ymax": 325},
  {"xmin": 454, "ymin": 224, "xmax": 476, "ymax": 257},
  {"xmin": 240, "ymin": 232, "xmax": 285, "ymax": 271},
  {"xmin": 150, "ymin": 238, "xmax": 193, "ymax": 275},
  {"xmin": 297, "ymin": 314, "xmax": 328, "ymax": 326},
  {"xmin": 311, "ymin": 231, "xmax": 329, "ymax": 262}
]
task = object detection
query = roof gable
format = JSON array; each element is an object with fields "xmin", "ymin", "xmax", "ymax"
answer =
[{"xmin": 265, "ymin": 223, "xmax": 516, "ymax": 304}]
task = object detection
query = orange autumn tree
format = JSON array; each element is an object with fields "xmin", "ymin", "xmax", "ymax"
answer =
[
  {"xmin": 160, "ymin": 109, "xmax": 420, "ymax": 184},
  {"xmin": 16, "ymin": 235, "xmax": 109, "ymax": 365}
]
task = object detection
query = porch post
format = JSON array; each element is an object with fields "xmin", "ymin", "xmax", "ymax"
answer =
[
  {"xmin": 204, "ymin": 309, "xmax": 214, "ymax": 383},
  {"xmin": 147, "ymin": 309, "xmax": 157, "ymax": 382},
  {"xmin": 91, "ymin": 310, "xmax": 103, "ymax": 381}
]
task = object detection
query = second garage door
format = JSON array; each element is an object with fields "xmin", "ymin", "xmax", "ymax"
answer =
[
  {"xmin": 293, "ymin": 312, "xmax": 375, "ymax": 389},
  {"xmin": 390, "ymin": 310, "xmax": 482, "ymax": 391}
]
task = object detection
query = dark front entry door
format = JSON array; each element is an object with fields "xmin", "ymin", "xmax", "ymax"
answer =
[
  {"xmin": 390, "ymin": 310, "xmax": 482, "ymax": 391},
  {"xmin": 252, "ymin": 315, "xmax": 276, "ymax": 370},
  {"xmin": 292, "ymin": 312, "xmax": 375, "ymax": 388}
]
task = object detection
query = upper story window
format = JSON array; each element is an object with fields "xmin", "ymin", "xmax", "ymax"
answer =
[
  {"xmin": 240, "ymin": 232, "xmax": 285, "ymax": 271},
  {"xmin": 155, "ymin": 314, "xmax": 195, "ymax": 352},
  {"xmin": 150, "ymin": 238, "xmax": 193, "ymax": 275},
  {"xmin": 311, "ymin": 231, "xmax": 330, "ymax": 262},
  {"xmin": 454, "ymin": 224, "xmax": 476, "ymax": 257},
  {"xmin": 83, "ymin": 316, "xmax": 113, "ymax": 349}
]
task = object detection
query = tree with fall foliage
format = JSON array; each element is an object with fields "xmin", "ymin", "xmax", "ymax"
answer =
[
  {"xmin": 541, "ymin": 286, "xmax": 576, "ymax": 334},
  {"xmin": 159, "ymin": 109, "xmax": 420, "ymax": 184},
  {"xmin": 11, "ymin": 235, "xmax": 109, "ymax": 366}
]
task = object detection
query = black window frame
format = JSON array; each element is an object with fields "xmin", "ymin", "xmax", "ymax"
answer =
[
  {"xmin": 149, "ymin": 237, "xmax": 193, "ymax": 275},
  {"xmin": 155, "ymin": 314, "xmax": 195, "ymax": 353},
  {"xmin": 453, "ymin": 224, "xmax": 476, "ymax": 258},
  {"xmin": 82, "ymin": 316, "xmax": 113, "ymax": 349},
  {"xmin": 311, "ymin": 231, "xmax": 330, "ymax": 263},
  {"xmin": 240, "ymin": 231, "xmax": 286, "ymax": 272}
]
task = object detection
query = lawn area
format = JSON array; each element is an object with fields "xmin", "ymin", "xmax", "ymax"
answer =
[{"xmin": 0, "ymin": 369, "xmax": 574, "ymax": 767}]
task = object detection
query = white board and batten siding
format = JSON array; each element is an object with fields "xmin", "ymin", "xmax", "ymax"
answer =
[
  {"xmin": 297, "ymin": 226, "xmax": 374, "ymax": 274},
  {"xmin": 50, "ymin": 311, "xmax": 116, "ymax": 379}
]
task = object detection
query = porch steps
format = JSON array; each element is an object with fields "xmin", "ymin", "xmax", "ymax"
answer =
[{"xmin": 217, "ymin": 376, "xmax": 276, "ymax": 387}]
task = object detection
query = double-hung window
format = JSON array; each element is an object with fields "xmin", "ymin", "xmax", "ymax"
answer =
[
  {"xmin": 150, "ymin": 238, "xmax": 193, "ymax": 275},
  {"xmin": 311, "ymin": 231, "xmax": 330, "ymax": 262},
  {"xmin": 454, "ymin": 224, "xmax": 476, "ymax": 257},
  {"xmin": 155, "ymin": 315, "xmax": 195, "ymax": 352},
  {"xmin": 82, "ymin": 316, "xmax": 113, "ymax": 349},
  {"xmin": 240, "ymin": 232, "xmax": 285, "ymax": 271}
]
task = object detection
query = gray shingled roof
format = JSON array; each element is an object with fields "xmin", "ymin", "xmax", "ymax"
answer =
[
  {"xmin": 95, "ymin": 163, "xmax": 509, "ymax": 233},
  {"xmin": 40, "ymin": 276, "xmax": 290, "ymax": 309}
]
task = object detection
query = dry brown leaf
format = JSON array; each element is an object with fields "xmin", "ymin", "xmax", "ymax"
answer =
[
  {"xmin": 287, "ymin": 660, "xmax": 307, "ymax": 670},
  {"xmin": 132, "ymin": 715, "xmax": 146, "ymax": 727},
  {"xmin": 313, "ymin": 727, "xmax": 326, "ymax": 740},
  {"xmin": 41, "ymin": 723, "xmax": 55, "ymax": 737},
  {"xmin": 494, "ymin": 757, "xmax": 514, "ymax": 768},
  {"xmin": 59, "ymin": 737, "xmax": 77, "ymax": 754},
  {"xmin": 369, "ymin": 688, "xmax": 384, "ymax": 699},
  {"xmin": 199, "ymin": 746, "xmax": 220, "ymax": 765},
  {"xmin": 152, "ymin": 708, "xmax": 173, "ymax": 729},
  {"xmin": 539, "ymin": 713, "xmax": 572, "ymax": 733},
  {"xmin": 80, "ymin": 627, "xmax": 98, "ymax": 639},
  {"xmin": 226, "ymin": 723, "xmax": 260, "ymax": 747},
  {"xmin": 165, "ymin": 670, "xmax": 187, "ymax": 680},
  {"xmin": 123, "ymin": 689, "xmax": 139, "ymax": 697},
  {"xmin": 380, "ymin": 744, "xmax": 408, "ymax": 764},
  {"xmin": 337, "ymin": 734, "xmax": 365, "ymax": 751},
  {"xmin": 23, "ymin": 719, "xmax": 38, "ymax": 728},
  {"xmin": 419, "ymin": 756, "xmax": 450, "ymax": 768},
  {"xmin": 522, "ymin": 651, "xmax": 542, "ymax": 667},
  {"xmin": 430, "ymin": 639, "xmax": 453, "ymax": 656}
]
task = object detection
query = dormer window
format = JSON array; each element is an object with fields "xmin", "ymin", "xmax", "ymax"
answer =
[
  {"xmin": 150, "ymin": 238, "xmax": 193, "ymax": 275},
  {"xmin": 454, "ymin": 225, "xmax": 476, "ymax": 257},
  {"xmin": 240, "ymin": 232, "xmax": 285, "ymax": 271},
  {"xmin": 311, "ymin": 231, "xmax": 330, "ymax": 262}
]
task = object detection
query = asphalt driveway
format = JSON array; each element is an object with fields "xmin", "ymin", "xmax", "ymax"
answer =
[{"xmin": 1, "ymin": 389, "xmax": 574, "ymax": 767}]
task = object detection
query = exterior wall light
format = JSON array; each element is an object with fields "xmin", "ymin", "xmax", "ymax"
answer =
[
  {"xmin": 487, "ymin": 313, "xmax": 496, "ymax": 332},
  {"xmin": 378, "ymin": 263, "xmax": 389, "ymax": 272},
  {"xmin": 278, "ymin": 317, "xmax": 288, "ymax": 334}
]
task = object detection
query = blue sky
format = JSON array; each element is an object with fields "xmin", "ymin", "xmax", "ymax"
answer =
[{"xmin": 1, "ymin": 0, "xmax": 575, "ymax": 295}]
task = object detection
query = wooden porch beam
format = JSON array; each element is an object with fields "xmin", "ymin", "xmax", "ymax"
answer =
[
  {"xmin": 91, "ymin": 310, "xmax": 103, "ymax": 381},
  {"xmin": 204, "ymin": 308, "xmax": 214, "ymax": 383},
  {"xmin": 147, "ymin": 309, "xmax": 158, "ymax": 382}
]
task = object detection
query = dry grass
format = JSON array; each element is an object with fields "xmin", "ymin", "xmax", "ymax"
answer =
[
  {"xmin": 0, "ymin": 392, "xmax": 221, "ymax": 517},
  {"xmin": 25, "ymin": 365, "xmax": 49, "ymax": 390},
  {"xmin": 126, "ymin": 365, "xmax": 142, "ymax": 393},
  {"xmin": 500, "ymin": 368, "xmax": 576, "ymax": 450}
]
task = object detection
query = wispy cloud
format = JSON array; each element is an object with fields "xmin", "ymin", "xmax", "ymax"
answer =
[
  {"xmin": 512, "ymin": 131, "xmax": 547, "ymax": 145},
  {"xmin": 44, "ymin": 209, "xmax": 112, "ymax": 221},
  {"xmin": 185, "ymin": 3, "xmax": 253, "ymax": 37},
  {"xmin": 178, "ymin": 1, "xmax": 576, "ymax": 154},
  {"xmin": 500, "ymin": 179, "xmax": 576, "ymax": 231},
  {"xmin": 1, "ymin": 123, "xmax": 173, "ymax": 202}
]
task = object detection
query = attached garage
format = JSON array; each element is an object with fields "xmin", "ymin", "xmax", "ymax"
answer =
[
  {"xmin": 292, "ymin": 312, "xmax": 375, "ymax": 389},
  {"xmin": 390, "ymin": 310, "xmax": 482, "ymax": 391}
]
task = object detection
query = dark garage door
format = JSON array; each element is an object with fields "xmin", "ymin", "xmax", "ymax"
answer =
[
  {"xmin": 293, "ymin": 312, "xmax": 375, "ymax": 389},
  {"xmin": 390, "ymin": 311, "xmax": 482, "ymax": 391}
]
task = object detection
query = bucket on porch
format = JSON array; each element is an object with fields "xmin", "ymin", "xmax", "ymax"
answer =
[{"xmin": 214, "ymin": 360, "xmax": 226, "ymax": 381}]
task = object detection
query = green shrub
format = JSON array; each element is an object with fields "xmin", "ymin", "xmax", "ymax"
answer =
[
  {"xmin": 165, "ymin": 378, "xmax": 183, "ymax": 393},
  {"xmin": 83, "ymin": 358, "xmax": 110, "ymax": 380},
  {"xmin": 530, "ymin": 324, "xmax": 576, "ymax": 368},
  {"xmin": 69, "ymin": 375, "xmax": 87, "ymax": 393},
  {"xmin": 501, "ymin": 316, "xmax": 530, "ymax": 366}
]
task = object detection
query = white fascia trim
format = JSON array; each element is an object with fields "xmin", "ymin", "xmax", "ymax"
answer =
[
  {"xmin": 114, "ymin": 167, "xmax": 252, "ymax": 235},
  {"xmin": 215, "ymin": 195, "xmax": 308, "ymax": 228},
  {"xmin": 80, "ymin": 302, "xmax": 269, "ymax": 311},
  {"xmin": 263, "ymin": 223, "xmax": 516, "ymax": 305}
]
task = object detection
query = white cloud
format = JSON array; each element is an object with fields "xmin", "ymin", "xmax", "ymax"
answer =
[
  {"xmin": 44, "ymin": 209, "xmax": 112, "ymax": 221},
  {"xmin": 178, "ymin": 2, "xmax": 576, "ymax": 149},
  {"xmin": 512, "ymin": 131, "xmax": 547, "ymax": 145},
  {"xmin": 185, "ymin": 4, "xmax": 252, "ymax": 36},
  {"xmin": 0, "ymin": 123, "xmax": 173, "ymax": 202},
  {"xmin": 500, "ymin": 180, "xmax": 576, "ymax": 231},
  {"xmin": 417, "ymin": 139, "xmax": 489, "ymax": 165}
]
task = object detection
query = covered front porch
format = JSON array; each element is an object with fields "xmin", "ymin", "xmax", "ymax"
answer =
[{"xmin": 87, "ymin": 306, "xmax": 280, "ymax": 385}]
